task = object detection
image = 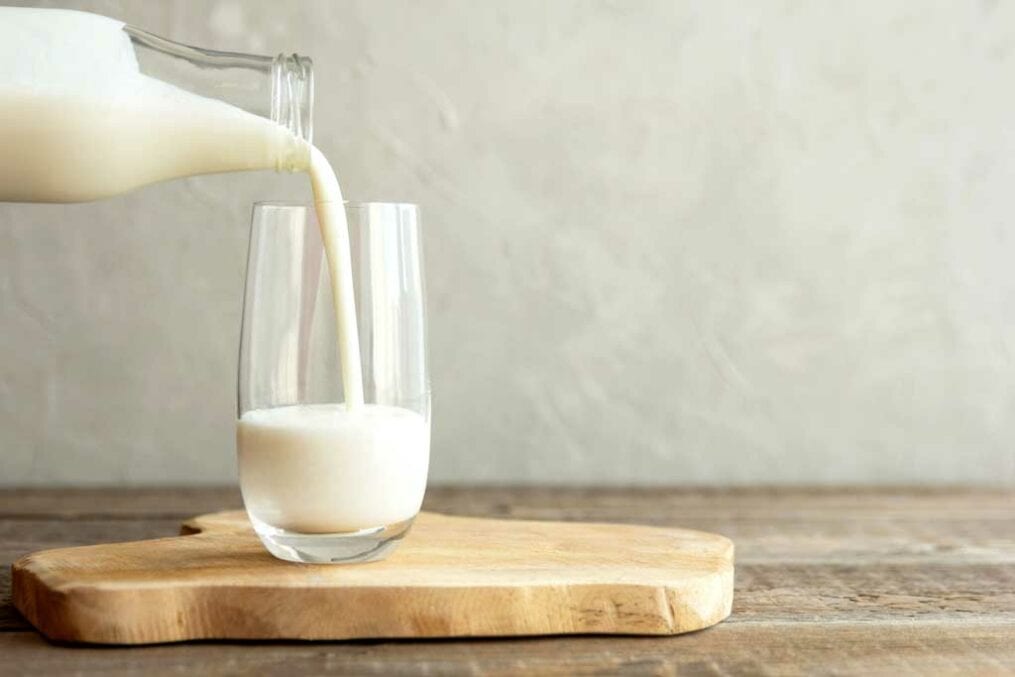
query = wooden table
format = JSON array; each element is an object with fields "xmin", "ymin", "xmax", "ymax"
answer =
[{"xmin": 2, "ymin": 487, "xmax": 1013, "ymax": 675}]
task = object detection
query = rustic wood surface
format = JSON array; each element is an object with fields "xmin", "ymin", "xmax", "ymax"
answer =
[
  {"xmin": 12, "ymin": 509, "xmax": 733, "ymax": 643},
  {"xmin": 2, "ymin": 487, "xmax": 1013, "ymax": 675}
]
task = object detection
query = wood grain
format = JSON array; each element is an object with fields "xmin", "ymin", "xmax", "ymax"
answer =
[
  {"xmin": 11, "ymin": 510, "xmax": 734, "ymax": 644},
  {"xmin": 2, "ymin": 487, "xmax": 1013, "ymax": 675}
]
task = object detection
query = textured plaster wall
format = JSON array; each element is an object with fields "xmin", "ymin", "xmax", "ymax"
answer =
[{"xmin": 2, "ymin": 0, "xmax": 1014, "ymax": 485}]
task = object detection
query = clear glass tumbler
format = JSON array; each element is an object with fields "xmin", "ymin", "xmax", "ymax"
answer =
[{"xmin": 237, "ymin": 202, "xmax": 430, "ymax": 563}]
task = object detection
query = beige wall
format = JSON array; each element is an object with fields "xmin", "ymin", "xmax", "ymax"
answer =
[{"xmin": 2, "ymin": 0, "xmax": 1014, "ymax": 485}]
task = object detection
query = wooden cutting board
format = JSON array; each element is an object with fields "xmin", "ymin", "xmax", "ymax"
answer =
[{"xmin": 12, "ymin": 510, "xmax": 734, "ymax": 644}]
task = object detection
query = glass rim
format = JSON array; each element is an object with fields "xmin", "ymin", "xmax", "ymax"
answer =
[{"xmin": 253, "ymin": 200, "xmax": 418, "ymax": 210}]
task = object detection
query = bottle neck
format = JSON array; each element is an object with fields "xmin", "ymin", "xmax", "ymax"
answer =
[{"xmin": 124, "ymin": 26, "xmax": 314, "ymax": 143}]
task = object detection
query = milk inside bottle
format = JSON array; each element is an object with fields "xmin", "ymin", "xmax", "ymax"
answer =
[{"xmin": 0, "ymin": 8, "xmax": 429, "ymax": 541}]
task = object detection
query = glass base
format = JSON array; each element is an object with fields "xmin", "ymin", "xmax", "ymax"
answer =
[{"xmin": 249, "ymin": 514, "xmax": 415, "ymax": 564}]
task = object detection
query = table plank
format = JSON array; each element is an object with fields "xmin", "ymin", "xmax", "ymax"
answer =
[
  {"xmin": 0, "ymin": 487, "xmax": 242, "ymax": 519},
  {"xmin": 1, "ymin": 487, "xmax": 1013, "ymax": 675},
  {"xmin": 3, "ymin": 486, "xmax": 1012, "ymax": 520},
  {"xmin": 1, "ymin": 622, "xmax": 1013, "ymax": 676}
]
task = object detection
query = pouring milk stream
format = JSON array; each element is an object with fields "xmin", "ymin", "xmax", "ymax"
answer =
[{"xmin": 1, "ymin": 8, "xmax": 427, "ymax": 533}]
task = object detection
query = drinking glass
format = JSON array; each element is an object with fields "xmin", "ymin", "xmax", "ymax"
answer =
[{"xmin": 237, "ymin": 202, "xmax": 429, "ymax": 563}]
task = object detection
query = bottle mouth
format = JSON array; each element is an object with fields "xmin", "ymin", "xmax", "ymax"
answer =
[{"xmin": 272, "ymin": 54, "xmax": 314, "ymax": 143}]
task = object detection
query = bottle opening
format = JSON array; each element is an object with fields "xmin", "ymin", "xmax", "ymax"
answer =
[{"xmin": 273, "ymin": 54, "xmax": 314, "ymax": 144}]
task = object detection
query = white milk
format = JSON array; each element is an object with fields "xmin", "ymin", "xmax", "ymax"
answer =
[
  {"xmin": 238, "ymin": 404, "xmax": 429, "ymax": 532},
  {"xmin": 1, "ymin": 9, "xmax": 429, "ymax": 530},
  {"xmin": 309, "ymin": 147, "xmax": 364, "ymax": 409}
]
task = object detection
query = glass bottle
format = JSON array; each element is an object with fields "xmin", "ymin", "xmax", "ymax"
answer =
[{"xmin": 0, "ymin": 7, "xmax": 314, "ymax": 203}]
